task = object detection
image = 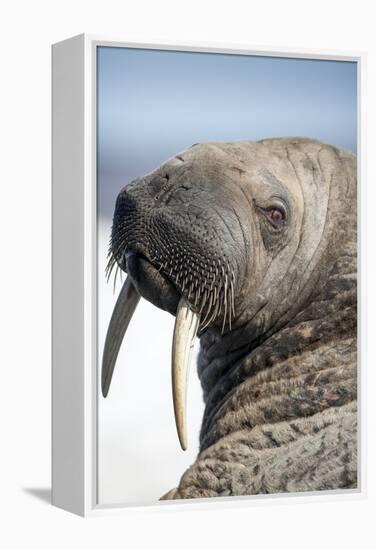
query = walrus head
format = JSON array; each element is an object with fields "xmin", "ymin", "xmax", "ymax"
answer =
[{"xmin": 102, "ymin": 138, "xmax": 356, "ymax": 450}]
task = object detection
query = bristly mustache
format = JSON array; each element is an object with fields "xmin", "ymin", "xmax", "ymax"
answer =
[
  {"xmin": 103, "ymin": 234, "xmax": 236, "ymax": 451},
  {"xmin": 105, "ymin": 233, "xmax": 236, "ymax": 334}
]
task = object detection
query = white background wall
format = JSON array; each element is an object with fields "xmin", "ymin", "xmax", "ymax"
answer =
[{"xmin": 1, "ymin": 1, "xmax": 375, "ymax": 549}]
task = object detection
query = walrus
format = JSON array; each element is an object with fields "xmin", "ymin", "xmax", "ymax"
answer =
[{"xmin": 102, "ymin": 137, "xmax": 357, "ymax": 499}]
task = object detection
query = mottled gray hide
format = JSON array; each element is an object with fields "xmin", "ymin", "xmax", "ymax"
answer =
[{"xmin": 109, "ymin": 138, "xmax": 357, "ymax": 499}]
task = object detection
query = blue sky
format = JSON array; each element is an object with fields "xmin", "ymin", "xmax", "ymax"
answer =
[{"xmin": 97, "ymin": 47, "xmax": 357, "ymax": 219}]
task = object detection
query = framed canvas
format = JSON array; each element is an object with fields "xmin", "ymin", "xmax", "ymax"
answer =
[{"xmin": 52, "ymin": 34, "xmax": 366, "ymax": 517}]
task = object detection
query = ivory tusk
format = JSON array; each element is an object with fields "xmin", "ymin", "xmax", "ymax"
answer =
[
  {"xmin": 171, "ymin": 298, "xmax": 200, "ymax": 450},
  {"xmin": 101, "ymin": 277, "xmax": 140, "ymax": 397}
]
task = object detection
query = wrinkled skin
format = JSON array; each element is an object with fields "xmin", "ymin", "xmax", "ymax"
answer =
[{"xmin": 109, "ymin": 138, "xmax": 357, "ymax": 498}]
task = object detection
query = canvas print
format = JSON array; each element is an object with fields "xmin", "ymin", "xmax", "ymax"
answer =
[{"xmin": 97, "ymin": 47, "xmax": 357, "ymax": 505}]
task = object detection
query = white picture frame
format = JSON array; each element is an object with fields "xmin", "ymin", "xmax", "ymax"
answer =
[{"xmin": 52, "ymin": 33, "xmax": 366, "ymax": 517}]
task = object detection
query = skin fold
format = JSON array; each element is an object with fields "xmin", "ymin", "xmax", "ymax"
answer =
[{"xmin": 107, "ymin": 137, "xmax": 357, "ymax": 499}]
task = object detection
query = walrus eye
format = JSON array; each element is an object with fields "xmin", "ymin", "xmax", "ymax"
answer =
[{"xmin": 264, "ymin": 206, "xmax": 286, "ymax": 226}]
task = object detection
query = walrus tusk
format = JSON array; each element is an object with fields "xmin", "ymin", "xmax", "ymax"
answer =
[
  {"xmin": 172, "ymin": 298, "xmax": 200, "ymax": 451},
  {"xmin": 101, "ymin": 277, "xmax": 140, "ymax": 397}
]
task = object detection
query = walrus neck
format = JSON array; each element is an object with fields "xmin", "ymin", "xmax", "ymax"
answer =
[{"xmin": 197, "ymin": 266, "xmax": 357, "ymax": 451}]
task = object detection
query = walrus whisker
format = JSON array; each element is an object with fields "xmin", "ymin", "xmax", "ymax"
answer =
[
  {"xmin": 105, "ymin": 255, "xmax": 113, "ymax": 275},
  {"xmin": 106, "ymin": 255, "xmax": 117, "ymax": 283},
  {"xmin": 228, "ymin": 294, "xmax": 232, "ymax": 331},
  {"xmin": 230, "ymin": 278, "xmax": 236, "ymax": 320},
  {"xmin": 200, "ymin": 291, "xmax": 214, "ymax": 328},
  {"xmin": 211, "ymin": 297, "xmax": 221, "ymax": 327},
  {"xmin": 221, "ymin": 273, "xmax": 229, "ymax": 334},
  {"xmin": 200, "ymin": 290, "xmax": 208, "ymax": 316},
  {"xmin": 188, "ymin": 282, "xmax": 194, "ymax": 300},
  {"xmin": 206, "ymin": 291, "xmax": 214, "ymax": 321},
  {"xmin": 212, "ymin": 295, "xmax": 221, "ymax": 325},
  {"xmin": 151, "ymin": 249, "xmax": 237, "ymax": 333},
  {"xmin": 196, "ymin": 286, "xmax": 201, "ymax": 306}
]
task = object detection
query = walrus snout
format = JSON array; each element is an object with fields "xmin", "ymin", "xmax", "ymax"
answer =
[
  {"xmin": 103, "ymin": 148, "xmax": 250, "ymax": 449},
  {"xmin": 109, "ymin": 157, "xmax": 247, "ymax": 332}
]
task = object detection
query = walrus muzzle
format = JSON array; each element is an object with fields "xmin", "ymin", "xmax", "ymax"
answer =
[{"xmin": 101, "ymin": 147, "xmax": 245, "ymax": 451}]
